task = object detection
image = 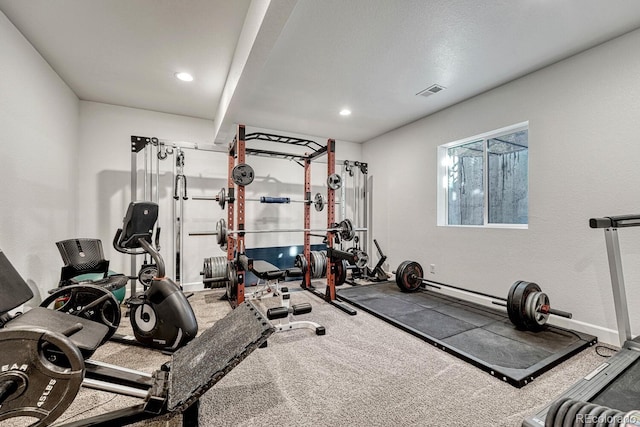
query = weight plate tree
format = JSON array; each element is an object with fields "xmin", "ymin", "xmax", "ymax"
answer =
[{"xmin": 395, "ymin": 260, "xmax": 572, "ymax": 331}]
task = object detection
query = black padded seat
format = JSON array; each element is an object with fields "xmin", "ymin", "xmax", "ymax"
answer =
[
  {"xmin": 251, "ymin": 260, "xmax": 286, "ymax": 281},
  {"xmin": 5, "ymin": 307, "xmax": 109, "ymax": 357}
]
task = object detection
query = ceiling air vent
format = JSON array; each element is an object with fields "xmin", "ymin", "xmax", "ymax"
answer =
[{"xmin": 416, "ymin": 84, "xmax": 446, "ymax": 97}]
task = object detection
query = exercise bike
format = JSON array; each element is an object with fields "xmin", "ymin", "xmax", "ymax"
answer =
[
  {"xmin": 112, "ymin": 201, "xmax": 198, "ymax": 350},
  {"xmin": 43, "ymin": 201, "xmax": 198, "ymax": 352}
]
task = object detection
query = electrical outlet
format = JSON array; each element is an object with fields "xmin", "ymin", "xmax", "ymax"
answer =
[{"xmin": 430, "ymin": 264, "xmax": 436, "ymax": 274}]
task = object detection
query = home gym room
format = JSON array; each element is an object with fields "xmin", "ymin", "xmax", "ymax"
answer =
[{"xmin": 2, "ymin": 1, "xmax": 640, "ymax": 426}]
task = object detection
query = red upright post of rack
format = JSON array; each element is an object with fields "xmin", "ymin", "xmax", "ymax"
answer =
[
  {"xmin": 235, "ymin": 125, "xmax": 246, "ymax": 305},
  {"xmin": 303, "ymin": 157, "xmax": 312, "ymax": 288},
  {"xmin": 325, "ymin": 139, "xmax": 336, "ymax": 301}
]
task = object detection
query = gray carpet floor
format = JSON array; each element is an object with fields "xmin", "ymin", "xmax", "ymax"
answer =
[{"xmin": 43, "ymin": 283, "xmax": 616, "ymax": 427}]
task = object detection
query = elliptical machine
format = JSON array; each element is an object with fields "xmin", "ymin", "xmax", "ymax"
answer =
[{"xmin": 113, "ymin": 201, "xmax": 198, "ymax": 351}]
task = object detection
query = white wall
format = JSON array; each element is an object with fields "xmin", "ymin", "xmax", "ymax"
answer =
[
  {"xmin": 78, "ymin": 102, "xmax": 362, "ymax": 287},
  {"xmin": 363, "ymin": 28, "xmax": 640, "ymax": 345},
  {"xmin": 0, "ymin": 11, "xmax": 79, "ymax": 303}
]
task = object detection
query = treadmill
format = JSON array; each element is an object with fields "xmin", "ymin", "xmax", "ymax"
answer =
[{"xmin": 524, "ymin": 214, "xmax": 640, "ymax": 426}]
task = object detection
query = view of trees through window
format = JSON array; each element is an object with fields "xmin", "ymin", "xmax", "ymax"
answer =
[{"xmin": 444, "ymin": 126, "xmax": 528, "ymax": 226}]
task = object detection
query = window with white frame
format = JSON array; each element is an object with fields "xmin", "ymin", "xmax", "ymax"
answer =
[{"xmin": 437, "ymin": 123, "xmax": 528, "ymax": 227}]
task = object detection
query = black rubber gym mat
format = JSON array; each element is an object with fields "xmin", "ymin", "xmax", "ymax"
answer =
[
  {"xmin": 168, "ymin": 301, "xmax": 274, "ymax": 412},
  {"xmin": 337, "ymin": 282, "xmax": 597, "ymax": 387}
]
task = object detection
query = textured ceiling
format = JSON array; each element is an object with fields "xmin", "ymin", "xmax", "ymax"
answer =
[{"xmin": 2, "ymin": 0, "xmax": 640, "ymax": 143}]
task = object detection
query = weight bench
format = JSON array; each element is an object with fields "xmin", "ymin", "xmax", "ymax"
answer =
[
  {"xmin": 0, "ymin": 246, "xmax": 275, "ymax": 426},
  {"xmin": 240, "ymin": 256, "xmax": 303, "ymax": 301},
  {"xmin": 266, "ymin": 287, "xmax": 325, "ymax": 336}
]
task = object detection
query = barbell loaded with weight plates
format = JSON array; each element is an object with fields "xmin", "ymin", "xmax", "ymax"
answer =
[
  {"xmin": 193, "ymin": 188, "xmax": 333, "ymax": 212},
  {"xmin": 394, "ymin": 260, "xmax": 573, "ymax": 332},
  {"xmin": 295, "ymin": 252, "xmax": 348, "ymax": 286},
  {"xmin": 196, "ymin": 218, "xmax": 363, "ymax": 251}
]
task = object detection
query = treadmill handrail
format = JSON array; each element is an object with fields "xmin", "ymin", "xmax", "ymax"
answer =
[{"xmin": 590, "ymin": 215, "xmax": 640, "ymax": 229}]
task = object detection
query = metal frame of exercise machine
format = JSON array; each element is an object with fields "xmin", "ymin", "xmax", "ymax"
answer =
[
  {"xmin": 130, "ymin": 136, "xmax": 225, "ymax": 292},
  {"xmin": 524, "ymin": 214, "xmax": 640, "ymax": 426}
]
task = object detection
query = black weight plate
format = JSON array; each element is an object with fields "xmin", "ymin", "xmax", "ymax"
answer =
[
  {"xmin": 216, "ymin": 218, "xmax": 227, "ymax": 247},
  {"xmin": 218, "ymin": 187, "xmax": 226, "ymax": 210},
  {"xmin": 507, "ymin": 280, "xmax": 542, "ymax": 330},
  {"xmin": 585, "ymin": 406, "xmax": 608, "ymax": 427},
  {"xmin": 231, "ymin": 163, "xmax": 255, "ymax": 186},
  {"xmin": 226, "ymin": 262, "xmax": 238, "ymax": 302},
  {"xmin": 334, "ymin": 260, "xmax": 348, "ymax": 286},
  {"xmin": 314, "ymin": 193, "xmax": 325, "ymax": 212},
  {"xmin": 0, "ymin": 329, "xmax": 84, "ymax": 426},
  {"xmin": 395, "ymin": 261, "xmax": 409, "ymax": 290},
  {"xmin": 395, "ymin": 261, "xmax": 423, "ymax": 292},
  {"xmin": 203, "ymin": 257, "xmax": 212, "ymax": 279},
  {"xmin": 596, "ymin": 409, "xmax": 618, "ymax": 427},
  {"xmin": 562, "ymin": 400, "xmax": 588, "ymax": 427},
  {"xmin": 138, "ymin": 264, "xmax": 158, "ymax": 288},
  {"xmin": 545, "ymin": 398, "xmax": 573, "ymax": 427},
  {"xmin": 575, "ymin": 403, "xmax": 599, "ymax": 426},
  {"xmin": 553, "ymin": 398, "xmax": 577, "ymax": 427},
  {"xmin": 506, "ymin": 280, "xmax": 521, "ymax": 328},
  {"xmin": 525, "ymin": 291, "xmax": 550, "ymax": 332},
  {"xmin": 327, "ymin": 173, "xmax": 342, "ymax": 190},
  {"xmin": 521, "ymin": 283, "xmax": 544, "ymax": 332},
  {"xmin": 41, "ymin": 284, "xmax": 121, "ymax": 343},
  {"xmin": 295, "ymin": 254, "xmax": 308, "ymax": 275}
]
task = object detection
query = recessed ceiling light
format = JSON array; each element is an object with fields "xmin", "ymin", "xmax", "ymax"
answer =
[
  {"xmin": 175, "ymin": 72, "xmax": 194, "ymax": 82},
  {"xmin": 339, "ymin": 109, "xmax": 351, "ymax": 116}
]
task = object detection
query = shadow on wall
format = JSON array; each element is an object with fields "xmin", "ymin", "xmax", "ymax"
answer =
[
  {"xmin": 0, "ymin": 172, "xmax": 76, "ymax": 297},
  {"xmin": 95, "ymin": 169, "xmax": 336, "ymax": 283}
]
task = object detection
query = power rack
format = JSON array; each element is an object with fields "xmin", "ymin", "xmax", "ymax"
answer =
[{"xmin": 225, "ymin": 125, "xmax": 355, "ymax": 315}]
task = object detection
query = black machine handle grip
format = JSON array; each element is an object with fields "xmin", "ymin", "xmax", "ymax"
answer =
[{"xmin": 590, "ymin": 214, "xmax": 640, "ymax": 229}]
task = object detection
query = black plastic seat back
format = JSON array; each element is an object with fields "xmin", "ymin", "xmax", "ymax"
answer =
[
  {"xmin": 116, "ymin": 202, "xmax": 159, "ymax": 249},
  {"xmin": 0, "ymin": 249, "xmax": 34, "ymax": 315},
  {"xmin": 56, "ymin": 239, "xmax": 110, "ymax": 283}
]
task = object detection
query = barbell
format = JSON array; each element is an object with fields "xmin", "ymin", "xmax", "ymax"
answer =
[
  {"xmin": 190, "ymin": 218, "xmax": 364, "ymax": 250},
  {"xmin": 193, "ymin": 188, "xmax": 336, "ymax": 212},
  {"xmin": 394, "ymin": 260, "xmax": 572, "ymax": 331}
]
